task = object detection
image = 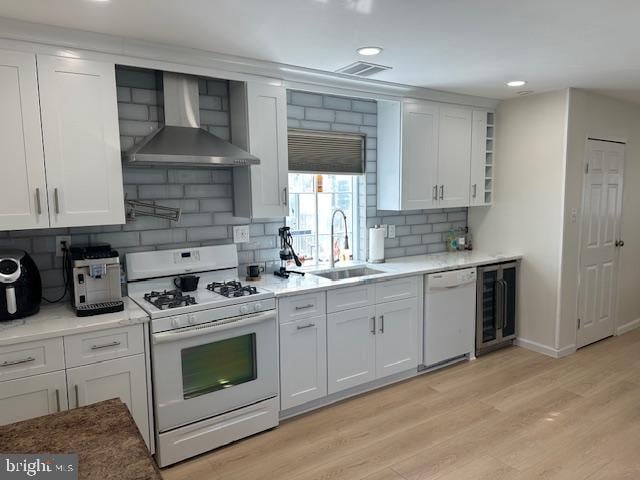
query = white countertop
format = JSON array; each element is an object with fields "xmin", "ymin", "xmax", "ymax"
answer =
[
  {"xmin": 0, "ymin": 298, "xmax": 149, "ymax": 346},
  {"xmin": 249, "ymin": 251, "xmax": 522, "ymax": 297}
]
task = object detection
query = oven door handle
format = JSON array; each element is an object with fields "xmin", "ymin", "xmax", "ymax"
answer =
[{"xmin": 152, "ymin": 310, "xmax": 276, "ymax": 344}]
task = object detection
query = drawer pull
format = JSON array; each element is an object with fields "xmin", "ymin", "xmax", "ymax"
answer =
[
  {"xmin": 74, "ymin": 385, "xmax": 80, "ymax": 408},
  {"xmin": 55, "ymin": 389, "xmax": 61, "ymax": 412},
  {"xmin": 296, "ymin": 323, "xmax": 316, "ymax": 330},
  {"xmin": 90, "ymin": 340, "xmax": 121, "ymax": 350},
  {"xmin": 0, "ymin": 356, "xmax": 36, "ymax": 367},
  {"xmin": 379, "ymin": 315, "xmax": 385, "ymax": 333},
  {"xmin": 295, "ymin": 304, "xmax": 314, "ymax": 311}
]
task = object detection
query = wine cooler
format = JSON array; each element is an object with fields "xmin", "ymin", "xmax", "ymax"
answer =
[{"xmin": 476, "ymin": 262, "xmax": 519, "ymax": 355}]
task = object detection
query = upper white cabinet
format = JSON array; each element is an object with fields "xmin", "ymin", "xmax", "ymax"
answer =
[
  {"xmin": 377, "ymin": 99, "xmax": 494, "ymax": 210},
  {"xmin": 38, "ymin": 55, "xmax": 125, "ymax": 227},
  {"xmin": 230, "ymin": 80, "xmax": 289, "ymax": 219},
  {"xmin": 0, "ymin": 49, "xmax": 49, "ymax": 230}
]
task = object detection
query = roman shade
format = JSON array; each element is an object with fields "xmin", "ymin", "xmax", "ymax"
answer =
[{"xmin": 288, "ymin": 129, "xmax": 366, "ymax": 174}]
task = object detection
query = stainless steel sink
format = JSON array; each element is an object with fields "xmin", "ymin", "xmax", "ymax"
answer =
[{"xmin": 313, "ymin": 267, "xmax": 384, "ymax": 281}]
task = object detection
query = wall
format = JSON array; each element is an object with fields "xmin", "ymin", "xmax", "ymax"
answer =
[
  {"xmin": 558, "ymin": 89, "xmax": 640, "ymax": 348},
  {"xmin": 0, "ymin": 67, "xmax": 468, "ymax": 298},
  {"xmin": 468, "ymin": 90, "xmax": 569, "ymax": 352}
]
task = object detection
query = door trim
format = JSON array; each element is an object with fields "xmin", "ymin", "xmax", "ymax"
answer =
[{"xmin": 575, "ymin": 138, "xmax": 625, "ymax": 348}]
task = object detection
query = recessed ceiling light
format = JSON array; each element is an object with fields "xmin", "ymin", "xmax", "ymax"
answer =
[
  {"xmin": 357, "ymin": 46, "xmax": 383, "ymax": 56},
  {"xmin": 507, "ymin": 80, "xmax": 527, "ymax": 87}
]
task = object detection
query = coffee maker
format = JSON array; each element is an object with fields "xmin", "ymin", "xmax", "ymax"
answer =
[
  {"xmin": 69, "ymin": 244, "xmax": 124, "ymax": 317},
  {"xmin": 0, "ymin": 250, "xmax": 42, "ymax": 321}
]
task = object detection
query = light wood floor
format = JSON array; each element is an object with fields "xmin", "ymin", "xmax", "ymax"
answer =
[{"xmin": 162, "ymin": 329, "xmax": 640, "ymax": 480}]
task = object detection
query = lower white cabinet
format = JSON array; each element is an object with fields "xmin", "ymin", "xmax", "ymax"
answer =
[
  {"xmin": 66, "ymin": 354, "xmax": 149, "ymax": 444},
  {"xmin": 327, "ymin": 299, "xmax": 418, "ymax": 395},
  {"xmin": 0, "ymin": 370, "xmax": 68, "ymax": 425},
  {"xmin": 279, "ymin": 315, "xmax": 327, "ymax": 410},
  {"xmin": 327, "ymin": 306, "xmax": 377, "ymax": 395}
]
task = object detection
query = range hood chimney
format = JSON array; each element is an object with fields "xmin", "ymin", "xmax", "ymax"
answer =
[{"xmin": 124, "ymin": 72, "xmax": 259, "ymax": 167}]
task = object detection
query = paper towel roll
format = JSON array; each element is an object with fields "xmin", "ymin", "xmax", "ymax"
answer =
[{"xmin": 368, "ymin": 226, "xmax": 385, "ymax": 263}]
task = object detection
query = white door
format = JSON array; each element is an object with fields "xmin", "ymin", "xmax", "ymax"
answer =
[
  {"xmin": 0, "ymin": 371, "xmax": 68, "ymax": 425},
  {"xmin": 375, "ymin": 299, "xmax": 418, "ymax": 378},
  {"xmin": 66, "ymin": 355, "xmax": 149, "ymax": 444},
  {"xmin": 469, "ymin": 110, "xmax": 488, "ymax": 206},
  {"xmin": 37, "ymin": 55, "xmax": 125, "ymax": 227},
  {"xmin": 577, "ymin": 139, "xmax": 625, "ymax": 348},
  {"xmin": 245, "ymin": 82, "xmax": 289, "ymax": 218},
  {"xmin": 0, "ymin": 49, "xmax": 49, "ymax": 230},
  {"xmin": 327, "ymin": 306, "xmax": 376, "ymax": 394},
  {"xmin": 438, "ymin": 106, "xmax": 472, "ymax": 207},
  {"xmin": 279, "ymin": 315, "xmax": 327, "ymax": 410},
  {"xmin": 401, "ymin": 101, "xmax": 439, "ymax": 210}
]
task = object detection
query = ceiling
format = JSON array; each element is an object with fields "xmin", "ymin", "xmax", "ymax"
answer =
[{"xmin": 2, "ymin": 0, "xmax": 640, "ymax": 102}]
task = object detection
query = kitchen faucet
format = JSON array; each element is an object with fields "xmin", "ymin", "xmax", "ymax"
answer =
[{"xmin": 330, "ymin": 209, "xmax": 349, "ymax": 268}]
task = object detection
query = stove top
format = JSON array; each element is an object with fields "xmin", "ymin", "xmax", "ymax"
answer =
[
  {"xmin": 207, "ymin": 281, "xmax": 258, "ymax": 298},
  {"xmin": 143, "ymin": 290, "xmax": 197, "ymax": 310}
]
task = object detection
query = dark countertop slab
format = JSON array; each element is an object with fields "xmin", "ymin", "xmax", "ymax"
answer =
[{"xmin": 0, "ymin": 399, "xmax": 161, "ymax": 480}]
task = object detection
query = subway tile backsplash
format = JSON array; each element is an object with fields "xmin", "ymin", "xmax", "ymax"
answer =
[{"xmin": 0, "ymin": 67, "xmax": 466, "ymax": 298}]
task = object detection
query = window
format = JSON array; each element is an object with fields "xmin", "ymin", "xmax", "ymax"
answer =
[{"xmin": 287, "ymin": 173, "xmax": 359, "ymax": 267}]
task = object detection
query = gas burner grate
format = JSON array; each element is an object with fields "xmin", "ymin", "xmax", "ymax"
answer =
[
  {"xmin": 207, "ymin": 281, "xmax": 258, "ymax": 298},
  {"xmin": 143, "ymin": 289, "xmax": 197, "ymax": 310}
]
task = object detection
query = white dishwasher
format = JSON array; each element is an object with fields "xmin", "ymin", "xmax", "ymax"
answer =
[{"xmin": 424, "ymin": 268, "xmax": 477, "ymax": 367}]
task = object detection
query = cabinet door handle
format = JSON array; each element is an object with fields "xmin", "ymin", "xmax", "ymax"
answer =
[
  {"xmin": 74, "ymin": 385, "xmax": 80, "ymax": 408},
  {"xmin": 379, "ymin": 315, "xmax": 385, "ymax": 333},
  {"xmin": 439, "ymin": 185, "xmax": 444, "ymax": 200},
  {"xmin": 371, "ymin": 316, "xmax": 376, "ymax": 335},
  {"xmin": 294, "ymin": 304, "xmax": 314, "ymax": 311},
  {"xmin": 35, "ymin": 188, "xmax": 42, "ymax": 215},
  {"xmin": 296, "ymin": 323, "xmax": 316, "ymax": 330},
  {"xmin": 55, "ymin": 389, "xmax": 61, "ymax": 412},
  {"xmin": 90, "ymin": 340, "xmax": 121, "ymax": 350},
  {"xmin": 472, "ymin": 184, "xmax": 477, "ymax": 198},
  {"xmin": 432, "ymin": 185, "xmax": 438, "ymax": 200},
  {"xmin": 0, "ymin": 356, "xmax": 36, "ymax": 367},
  {"xmin": 54, "ymin": 188, "xmax": 60, "ymax": 214},
  {"xmin": 282, "ymin": 187, "xmax": 288, "ymax": 206}
]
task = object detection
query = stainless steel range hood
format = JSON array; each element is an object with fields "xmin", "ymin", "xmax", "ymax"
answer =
[{"xmin": 124, "ymin": 72, "xmax": 259, "ymax": 167}]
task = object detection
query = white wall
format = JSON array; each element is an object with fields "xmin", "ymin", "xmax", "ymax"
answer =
[
  {"xmin": 469, "ymin": 90, "xmax": 569, "ymax": 352},
  {"xmin": 558, "ymin": 89, "xmax": 640, "ymax": 348}
]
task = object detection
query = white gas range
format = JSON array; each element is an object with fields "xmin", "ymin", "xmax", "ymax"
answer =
[{"xmin": 126, "ymin": 245, "xmax": 279, "ymax": 467}]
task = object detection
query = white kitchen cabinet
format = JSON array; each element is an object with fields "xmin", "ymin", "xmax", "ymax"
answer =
[
  {"xmin": 66, "ymin": 354, "xmax": 149, "ymax": 444},
  {"xmin": 231, "ymin": 80, "xmax": 289, "ymax": 219},
  {"xmin": 470, "ymin": 110, "xmax": 494, "ymax": 206},
  {"xmin": 378, "ymin": 98, "xmax": 493, "ymax": 210},
  {"xmin": 327, "ymin": 306, "xmax": 377, "ymax": 394},
  {"xmin": 437, "ymin": 106, "xmax": 472, "ymax": 207},
  {"xmin": 279, "ymin": 315, "xmax": 327, "ymax": 410},
  {"xmin": 37, "ymin": 55, "xmax": 125, "ymax": 227},
  {"xmin": 0, "ymin": 370, "xmax": 68, "ymax": 425},
  {"xmin": 0, "ymin": 49, "xmax": 49, "ymax": 230},
  {"xmin": 374, "ymin": 299, "xmax": 419, "ymax": 378}
]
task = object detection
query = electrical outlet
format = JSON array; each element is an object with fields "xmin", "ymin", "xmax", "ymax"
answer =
[
  {"xmin": 388, "ymin": 225, "xmax": 396, "ymax": 239},
  {"xmin": 233, "ymin": 225, "xmax": 250, "ymax": 243},
  {"xmin": 55, "ymin": 236, "xmax": 71, "ymax": 257}
]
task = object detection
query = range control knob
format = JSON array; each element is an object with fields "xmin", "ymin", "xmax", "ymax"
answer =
[
  {"xmin": 171, "ymin": 317, "xmax": 182, "ymax": 328},
  {"xmin": 240, "ymin": 305, "xmax": 249, "ymax": 315},
  {"xmin": 188, "ymin": 314, "xmax": 196, "ymax": 325},
  {"xmin": 254, "ymin": 303, "xmax": 262, "ymax": 312}
]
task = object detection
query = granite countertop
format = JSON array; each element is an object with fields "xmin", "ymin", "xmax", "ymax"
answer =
[
  {"xmin": 0, "ymin": 298, "xmax": 149, "ymax": 346},
  {"xmin": 0, "ymin": 398, "xmax": 161, "ymax": 480},
  {"xmin": 250, "ymin": 251, "xmax": 522, "ymax": 297}
]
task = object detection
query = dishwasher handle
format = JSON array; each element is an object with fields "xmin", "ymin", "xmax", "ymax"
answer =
[{"xmin": 426, "ymin": 269, "xmax": 477, "ymax": 291}]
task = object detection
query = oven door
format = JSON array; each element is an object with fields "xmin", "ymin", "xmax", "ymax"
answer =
[{"xmin": 151, "ymin": 310, "xmax": 278, "ymax": 432}]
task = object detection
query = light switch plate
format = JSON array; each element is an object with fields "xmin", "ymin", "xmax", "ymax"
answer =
[
  {"xmin": 233, "ymin": 225, "xmax": 250, "ymax": 243},
  {"xmin": 388, "ymin": 225, "xmax": 396, "ymax": 239}
]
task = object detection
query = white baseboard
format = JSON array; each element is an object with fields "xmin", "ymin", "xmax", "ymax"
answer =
[
  {"xmin": 616, "ymin": 318, "xmax": 640, "ymax": 336},
  {"xmin": 515, "ymin": 338, "xmax": 576, "ymax": 359}
]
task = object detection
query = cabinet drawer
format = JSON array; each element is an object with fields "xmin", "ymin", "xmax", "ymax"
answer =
[
  {"xmin": 375, "ymin": 276, "xmax": 418, "ymax": 303},
  {"xmin": 0, "ymin": 338, "xmax": 65, "ymax": 381},
  {"xmin": 278, "ymin": 292, "xmax": 326, "ymax": 324},
  {"xmin": 327, "ymin": 284, "xmax": 375, "ymax": 313},
  {"xmin": 64, "ymin": 325, "xmax": 144, "ymax": 367}
]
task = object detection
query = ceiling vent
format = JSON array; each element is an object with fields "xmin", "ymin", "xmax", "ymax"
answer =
[{"xmin": 335, "ymin": 61, "xmax": 391, "ymax": 77}]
